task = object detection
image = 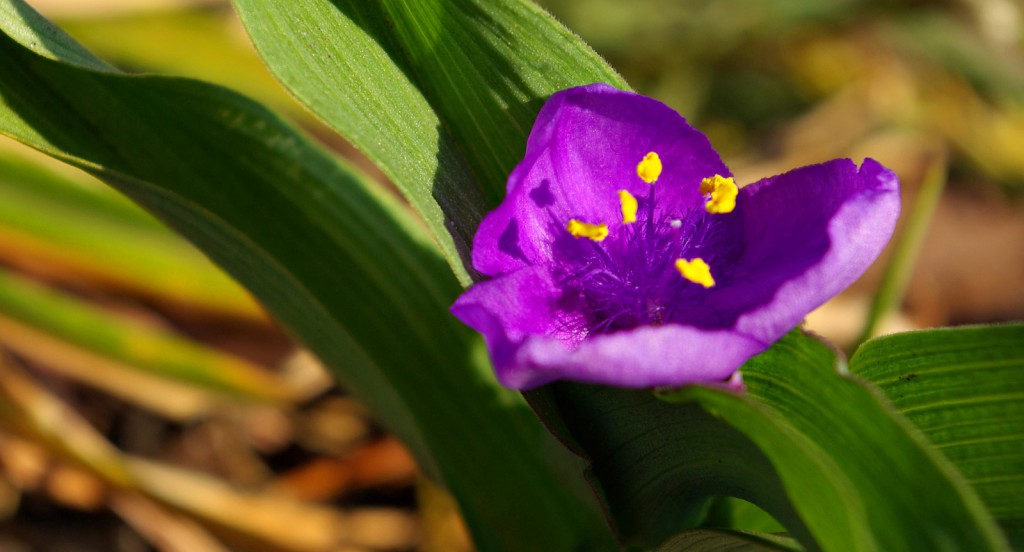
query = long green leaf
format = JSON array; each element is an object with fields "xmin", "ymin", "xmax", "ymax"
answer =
[
  {"xmin": 656, "ymin": 529, "xmax": 802, "ymax": 552},
  {"xmin": 56, "ymin": 9, "xmax": 303, "ymax": 120},
  {"xmin": 525, "ymin": 383, "xmax": 813, "ymax": 549},
  {"xmin": 668, "ymin": 331, "xmax": 1009, "ymax": 552},
  {"xmin": 850, "ymin": 324, "xmax": 1024, "ymax": 548},
  {"xmin": 230, "ymin": 0, "xmax": 628, "ymax": 284},
  {"xmin": 0, "ymin": 4, "xmax": 614, "ymax": 550},
  {"xmin": 702, "ymin": 497, "xmax": 786, "ymax": 534},
  {"xmin": 535, "ymin": 329, "xmax": 1010, "ymax": 551},
  {"xmin": 0, "ymin": 149, "xmax": 259, "ymax": 317}
]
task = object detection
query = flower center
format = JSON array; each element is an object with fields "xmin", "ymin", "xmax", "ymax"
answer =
[{"xmin": 557, "ymin": 152, "xmax": 738, "ymax": 335}]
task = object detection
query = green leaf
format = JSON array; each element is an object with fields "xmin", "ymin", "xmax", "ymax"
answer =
[
  {"xmin": 702, "ymin": 497, "xmax": 786, "ymax": 534},
  {"xmin": 850, "ymin": 324, "xmax": 1024, "ymax": 548},
  {"xmin": 0, "ymin": 0, "xmax": 112, "ymax": 71},
  {"xmin": 536, "ymin": 330, "xmax": 1010, "ymax": 551},
  {"xmin": 655, "ymin": 528, "xmax": 802, "ymax": 552},
  {"xmin": 230, "ymin": 0, "xmax": 628, "ymax": 284},
  {"xmin": 55, "ymin": 9, "xmax": 303, "ymax": 121},
  {"xmin": 0, "ymin": 147, "xmax": 162, "ymax": 230},
  {"xmin": 668, "ymin": 331, "xmax": 1009, "ymax": 552},
  {"xmin": 524, "ymin": 383, "xmax": 813, "ymax": 549},
  {"xmin": 0, "ymin": 149, "xmax": 258, "ymax": 317},
  {"xmin": 0, "ymin": 3, "xmax": 614, "ymax": 550}
]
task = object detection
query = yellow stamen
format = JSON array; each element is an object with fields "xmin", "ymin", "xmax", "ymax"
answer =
[
  {"xmin": 700, "ymin": 174, "xmax": 738, "ymax": 214},
  {"xmin": 567, "ymin": 219, "xmax": 609, "ymax": 241},
  {"xmin": 636, "ymin": 152, "xmax": 662, "ymax": 184},
  {"xmin": 618, "ymin": 190, "xmax": 638, "ymax": 224},
  {"xmin": 675, "ymin": 258, "xmax": 715, "ymax": 288}
]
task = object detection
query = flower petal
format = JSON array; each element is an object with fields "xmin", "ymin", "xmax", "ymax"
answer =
[
  {"xmin": 508, "ymin": 325, "xmax": 764, "ymax": 389},
  {"xmin": 701, "ymin": 158, "xmax": 900, "ymax": 341},
  {"xmin": 450, "ymin": 265, "xmax": 586, "ymax": 375},
  {"xmin": 472, "ymin": 83, "xmax": 730, "ymax": 277},
  {"xmin": 451, "ymin": 264, "xmax": 761, "ymax": 390}
]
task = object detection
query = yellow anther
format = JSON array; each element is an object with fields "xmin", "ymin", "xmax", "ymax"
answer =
[
  {"xmin": 636, "ymin": 152, "xmax": 662, "ymax": 184},
  {"xmin": 618, "ymin": 190, "xmax": 638, "ymax": 224},
  {"xmin": 675, "ymin": 258, "xmax": 715, "ymax": 288},
  {"xmin": 567, "ymin": 219, "xmax": 609, "ymax": 242},
  {"xmin": 700, "ymin": 174, "xmax": 738, "ymax": 214}
]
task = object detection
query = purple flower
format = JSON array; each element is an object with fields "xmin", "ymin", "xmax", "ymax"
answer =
[{"xmin": 451, "ymin": 84, "xmax": 900, "ymax": 390}]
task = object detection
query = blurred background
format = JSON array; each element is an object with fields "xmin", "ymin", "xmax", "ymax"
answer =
[{"xmin": 0, "ymin": 0, "xmax": 1021, "ymax": 550}]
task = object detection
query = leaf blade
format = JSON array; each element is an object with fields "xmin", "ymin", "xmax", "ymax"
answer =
[
  {"xmin": 0, "ymin": 5, "xmax": 614, "ymax": 549},
  {"xmin": 524, "ymin": 383, "xmax": 813, "ymax": 549},
  {"xmin": 680, "ymin": 331, "xmax": 1009, "ymax": 551},
  {"xmin": 230, "ymin": 0, "xmax": 628, "ymax": 283},
  {"xmin": 538, "ymin": 330, "xmax": 1010, "ymax": 551},
  {"xmin": 656, "ymin": 529, "xmax": 802, "ymax": 552},
  {"xmin": 850, "ymin": 324, "xmax": 1024, "ymax": 547}
]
